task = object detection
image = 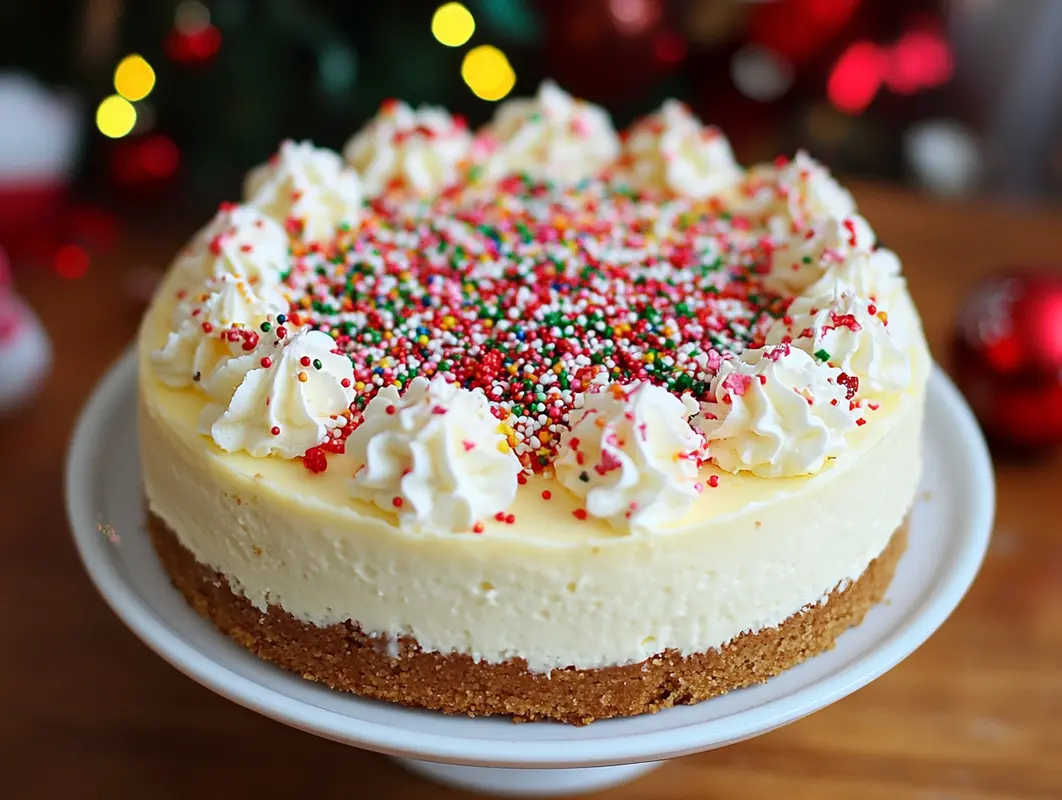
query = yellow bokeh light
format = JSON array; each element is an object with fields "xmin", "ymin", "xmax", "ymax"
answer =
[
  {"xmin": 114, "ymin": 54, "xmax": 156, "ymax": 101},
  {"xmin": 432, "ymin": 3, "xmax": 475, "ymax": 47},
  {"xmin": 96, "ymin": 95, "xmax": 137, "ymax": 138},
  {"xmin": 461, "ymin": 45, "xmax": 516, "ymax": 102}
]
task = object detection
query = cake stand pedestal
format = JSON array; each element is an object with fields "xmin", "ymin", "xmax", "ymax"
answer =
[
  {"xmin": 66, "ymin": 352, "xmax": 994, "ymax": 798},
  {"xmin": 395, "ymin": 760, "xmax": 661, "ymax": 797}
]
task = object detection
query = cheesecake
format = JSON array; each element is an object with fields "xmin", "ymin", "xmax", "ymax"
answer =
[{"xmin": 138, "ymin": 81, "xmax": 929, "ymax": 724}]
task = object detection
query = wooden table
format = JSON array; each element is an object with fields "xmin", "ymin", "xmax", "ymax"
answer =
[{"xmin": 4, "ymin": 186, "xmax": 1061, "ymax": 799}]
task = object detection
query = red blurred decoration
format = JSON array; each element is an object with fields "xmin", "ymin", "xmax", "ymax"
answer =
[
  {"xmin": 749, "ymin": 0, "xmax": 861, "ymax": 67},
  {"xmin": 653, "ymin": 29, "xmax": 687, "ymax": 66},
  {"xmin": 827, "ymin": 23, "xmax": 954, "ymax": 115},
  {"xmin": 885, "ymin": 29, "xmax": 953, "ymax": 95},
  {"xmin": 541, "ymin": 0, "xmax": 674, "ymax": 101},
  {"xmin": 608, "ymin": 0, "xmax": 660, "ymax": 35},
  {"xmin": 68, "ymin": 206, "xmax": 121, "ymax": 253},
  {"xmin": 110, "ymin": 134, "xmax": 181, "ymax": 195},
  {"xmin": 165, "ymin": 23, "xmax": 222, "ymax": 64},
  {"xmin": 54, "ymin": 243, "xmax": 90, "ymax": 279},
  {"xmin": 952, "ymin": 271, "xmax": 1062, "ymax": 451},
  {"xmin": 827, "ymin": 41, "xmax": 884, "ymax": 115}
]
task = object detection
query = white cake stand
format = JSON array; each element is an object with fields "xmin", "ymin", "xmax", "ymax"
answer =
[{"xmin": 66, "ymin": 351, "xmax": 994, "ymax": 798}]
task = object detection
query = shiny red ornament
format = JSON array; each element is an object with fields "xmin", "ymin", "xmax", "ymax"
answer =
[{"xmin": 952, "ymin": 270, "xmax": 1062, "ymax": 449}]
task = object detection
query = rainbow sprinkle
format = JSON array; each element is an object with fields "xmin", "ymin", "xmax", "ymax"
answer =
[{"xmin": 283, "ymin": 176, "xmax": 787, "ymax": 470}]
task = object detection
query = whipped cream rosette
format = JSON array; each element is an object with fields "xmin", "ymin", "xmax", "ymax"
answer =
[
  {"xmin": 473, "ymin": 80, "xmax": 619, "ymax": 185},
  {"xmin": 347, "ymin": 375, "xmax": 522, "ymax": 533},
  {"xmin": 343, "ymin": 99, "xmax": 472, "ymax": 197},
  {"xmin": 151, "ymin": 272, "xmax": 289, "ymax": 389},
  {"xmin": 555, "ymin": 381, "xmax": 707, "ymax": 532},
  {"xmin": 698, "ymin": 345, "xmax": 860, "ymax": 477},
  {"xmin": 171, "ymin": 204, "xmax": 290, "ymax": 290},
  {"xmin": 738, "ymin": 151, "xmax": 858, "ymax": 228},
  {"xmin": 203, "ymin": 328, "xmax": 354, "ymax": 458},
  {"xmin": 615, "ymin": 100, "xmax": 742, "ymax": 199},
  {"xmin": 766, "ymin": 282, "xmax": 911, "ymax": 395},
  {"xmin": 244, "ymin": 140, "xmax": 363, "ymax": 243},
  {"xmin": 765, "ymin": 215, "xmax": 876, "ymax": 295}
]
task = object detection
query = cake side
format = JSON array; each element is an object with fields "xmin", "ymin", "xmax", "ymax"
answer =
[{"xmin": 148, "ymin": 510, "xmax": 908, "ymax": 725}]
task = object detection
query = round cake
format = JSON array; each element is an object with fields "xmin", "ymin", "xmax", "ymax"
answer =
[{"xmin": 138, "ymin": 82, "xmax": 929, "ymax": 724}]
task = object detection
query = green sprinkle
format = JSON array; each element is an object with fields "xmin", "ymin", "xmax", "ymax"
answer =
[{"xmin": 814, "ymin": 349, "xmax": 831, "ymax": 362}]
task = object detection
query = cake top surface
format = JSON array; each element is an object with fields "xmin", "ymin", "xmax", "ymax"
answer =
[
  {"xmin": 284, "ymin": 178, "xmax": 790, "ymax": 471},
  {"xmin": 142, "ymin": 81, "xmax": 926, "ymax": 536}
]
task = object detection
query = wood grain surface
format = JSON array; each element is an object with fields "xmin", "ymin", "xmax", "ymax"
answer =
[{"xmin": 2, "ymin": 185, "xmax": 1061, "ymax": 799}]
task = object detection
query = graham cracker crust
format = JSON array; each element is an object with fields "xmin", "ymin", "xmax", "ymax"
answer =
[{"xmin": 147, "ymin": 512, "xmax": 907, "ymax": 725}]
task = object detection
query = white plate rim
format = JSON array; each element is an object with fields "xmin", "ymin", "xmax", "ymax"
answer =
[{"xmin": 66, "ymin": 350, "xmax": 995, "ymax": 768}]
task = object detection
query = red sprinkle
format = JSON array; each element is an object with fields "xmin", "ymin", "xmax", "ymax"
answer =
[
  {"xmin": 301, "ymin": 446, "xmax": 328, "ymax": 473},
  {"xmin": 573, "ymin": 508, "xmax": 588, "ymax": 520},
  {"xmin": 541, "ymin": 490, "xmax": 552, "ymax": 500}
]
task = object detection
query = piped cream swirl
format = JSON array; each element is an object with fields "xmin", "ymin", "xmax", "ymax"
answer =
[
  {"xmin": 203, "ymin": 328, "xmax": 354, "ymax": 458},
  {"xmin": 343, "ymin": 99, "xmax": 472, "ymax": 197},
  {"xmin": 474, "ymin": 81, "xmax": 620, "ymax": 185},
  {"xmin": 616, "ymin": 100, "xmax": 742, "ymax": 198},
  {"xmin": 171, "ymin": 204, "xmax": 290, "ymax": 290},
  {"xmin": 151, "ymin": 272, "xmax": 288, "ymax": 389},
  {"xmin": 244, "ymin": 140, "xmax": 363, "ymax": 243},
  {"xmin": 766, "ymin": 215, "xmax": 876, "ymax": 295},
  {"xmin": 698, "ymin": 346, "xmax": 859, "ymax": 477},
  {"xmin": 347, "ymin": 375, "xmax": 522, "ymax": 533},
  {"xmin": 766, "ymin": 286, "xmax": 910, "ymax": 395},
  {"xmin": 555, "ymin": 381, "xmax": 707, "ymax": 532}
]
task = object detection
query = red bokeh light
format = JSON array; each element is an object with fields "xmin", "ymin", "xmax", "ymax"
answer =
[
  {"xmin": 165, "ymin": 24, "xmax": 222, "ymax": 64},
  {"xmin": 111, "ymin": 134, "xmax": 181, "ymax": 190},
  {"xmin": 886, "ymin": 30, "xmax": 954, "ymax": 95},
  {"xmin": 54, "ymin": 244, "xmax": 89, "ymax": 279},
  {"xmin": 653, "ymin": 30, "xmax": 687, "ymax": 66},
  {"xmin": 827, "ymin": 41, "xmax": 884, "ymax": 115},
  {"xmin": 138, "ymin": 135, "xmax": 181, "ymax": 179}
]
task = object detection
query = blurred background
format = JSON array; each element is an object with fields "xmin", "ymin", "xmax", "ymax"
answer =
[
  {"xmin": 3, "ymin": 4, "xmax": 1062, "ymax": 797},
  {"xmin": 2, "ymin": 0, "xmax": 1062, "ymax": 282}
]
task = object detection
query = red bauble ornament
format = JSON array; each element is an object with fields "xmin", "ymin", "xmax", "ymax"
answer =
[{"xmin": 952, "ymin": 270, "xmax": 1062, "ymax": 449}]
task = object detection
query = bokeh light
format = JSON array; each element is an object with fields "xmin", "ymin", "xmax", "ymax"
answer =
[
  {"xmin": 96, "ymin": 95, "xmax": 137, "ymax": 138},
  {"xmin": 432, "ymin": 3, "xmax": 475, "ymax": 47},
  {"xmin": 461, "ymin": 45, "xmax": 516, "ymax": 102},
  {"xmin": 54, "ymin": 245, "xmax": 90, "ymax": 279},
  {"xmin": 827, "ymin": 41, "xmax": 884, "ymax": 115},
  {"xmin": 114, "ymin": 54, "xmax": 156, "ymax": 101}
]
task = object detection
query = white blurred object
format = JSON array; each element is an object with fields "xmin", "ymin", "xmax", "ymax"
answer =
[
  {"xmin": 904, "ymin": 120, "xmax": 982, "ymax": 197},
  {"xmin": 731, "ymin": 44, "xmax": 794, "ymax": 103},
  {"xmin": 0, "ymin": 250, "xmax": 51, "ymax": 414},
  {"xmin": 0, "ymin": 72, "xmax": 81, "ymax": 185}
]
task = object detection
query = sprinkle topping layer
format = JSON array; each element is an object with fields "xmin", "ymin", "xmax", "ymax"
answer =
[{"xmin": 284, "ymin": 177, "xmax": 787, "ymax": 470}]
